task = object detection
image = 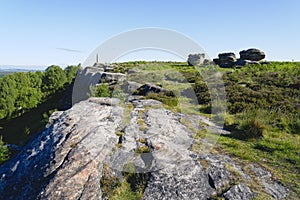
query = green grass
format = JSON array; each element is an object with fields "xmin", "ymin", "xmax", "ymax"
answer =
[
  {"xmin": 217, "ymin": 132, "xmax": 300, "ymax": 197},
  {"xmin": 101, "ymin": 162, "xmax": 148, "ymax": 200},
  {"xmin": 216, "ymin": 108, "xmax": 300, "ymax": 197},
  {"xmin": 145, "ymin": 92, "xmax": 178, "ymax": 108}
]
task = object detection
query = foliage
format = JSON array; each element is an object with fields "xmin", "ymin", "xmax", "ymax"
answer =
[
  {"xmin": 0, "ymin": 65, "xmax": 80, "ymax": 164},
  {"xmin": 42, "ymin": 65, "xmax": 67, "ymax": 93},
  {"xmin": 92, "ymin": 84, "xmax": 111, "ymax": 97},
  {"xmin": 0, "ymin": 71, "xmax": 14, "ymax": 78},
  {"xmin": 0, "ymin": 65, "xmax": 80, "ymax": 120},
  {"xmin": 64, "ymin": 64, "xmax": 80, "ymax": 84},
  {"xmin": 42, "ymin": 109, "xmax": 58, "ymax": 124},
  {"xmin": 0, "ymin": 136, "xmax": 9, "ymax": 164}
]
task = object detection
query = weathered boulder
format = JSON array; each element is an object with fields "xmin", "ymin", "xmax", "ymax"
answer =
[
  {"xmin": 203, "ymin": 59, "xmax": 213, "ymax": 65},
  {"xmin": 133, "ymin": 83, "xmax": 167, "ymax": 96},
  {"xmin": 239, "ymin": 48, "xmax": 266, "ymax": 61},
  {"xmin": 213, "ymin": 58, "xmax": 220, "ymax": 65},
  {"xmin": 217, "ymin": 52, "xmax": 237, "ymax": 68},
  {"xmin": 187, "ymin": 53, "xmax": 205, "ymax": 66},
  {"xmin": 100, "ymin": 72, "xmax": 126, "ymax": 83},
  {"xmin": 93, "ymin": 63, "xmax": 117, "ymax": 72},
  {"xmin": 72, "ymin": 66, "xmax": 103, "ymax": 104},
  {"xmin": 72, "ymin": 66, "xmax": 126, "ymax": 105},
  {"xmin": 235, "ymin": 59, "xmax": 261, "ymax": 66},
  {"xmin": 120, "ymin": 81, "xmax": 142, "ymax": 94},
  {"xmin": 235, "ymin": 58, "xmax": 251, "ymax": 66}
]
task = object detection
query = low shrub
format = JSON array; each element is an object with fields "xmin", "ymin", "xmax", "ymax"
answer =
[{"xmin": 146, "ymin": 92, "xmax": 178, "ymax": 107}]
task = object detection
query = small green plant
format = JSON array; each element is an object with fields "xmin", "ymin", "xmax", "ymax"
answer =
[
  {"xmin": 42, "ymin": 109, "xmax": 58, "ymax": 125},
  {"xmin": 137, "ymin": 119, "xmax": 144, "ymax": 126},
  {"xmin": 138, "ymin": 138, "xmax": 147, "ymax": 144},
  {"xmin": 24, "ymin": 127, "xmax": 31, "ymax": 136},
  {"xmin": 135, "ymin": 146, "xmax": 151, "ymax": 154},
  {"xmin": 95, "ymin": 84, "xmax": 111, "ymax": 97},
  {"xmin": 137, "ymin": 110, "xmax": 148, "ymax": 132},
  {"xmin": 70, "ymin": 142, "xmax": 78, "ymax": 148},
  {"xmin": 193, "ymin": 129, "xmax": 208, "ymax": 140},
  {"xmin": 0, "ymin": 136, "xmax": 9, "ymax": 164},
  {"xmin": 137, "ymin": 120, "xmax": 147, "ymax": 132},
  {"xmin": 116, "ymin": 131, "xmax": 123, "ymax": 137},
  {"xmin": 90, "ymin": 82, "xmax": 111, "ymax": 98},
  {"xmin": 100, "ymin": 164, "xmax": 121, "ymax": 198}
]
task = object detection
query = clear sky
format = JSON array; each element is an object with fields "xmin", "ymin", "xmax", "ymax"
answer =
[{"xmin": 0, "ymin": 0, "xmax": 299, "ymax": 68}]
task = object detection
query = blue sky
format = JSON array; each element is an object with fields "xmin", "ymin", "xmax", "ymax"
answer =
[{"xmin": 0, "ymin": 0, "xmax": 299, "ymax": 68}]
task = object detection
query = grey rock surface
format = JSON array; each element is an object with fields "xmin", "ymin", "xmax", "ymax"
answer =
[
  {"xmin": 0, "ymin": 98, "xmax": 289, "ymax": 200},
  {"xmin": 72, "ymin": 66, "xmax": 103, "ymax": 104},
  {"xmin": 143, "ymin": 160, "xmax": 214, "ymax": 200},
  {"xmin": 72, "ymin": 65, "xmax": 125, "ymax": 105},
  {"xmin": 187, "ymin": 53, "xmax": 205, "ymax": 66},
  {"xmin": 0, "ymin": 98, "xmax": 124, "ymax": 200},
  {"xmin": 100, "ymin": 72, "xmax": 126, "ymax": 83},
  {"xmin": 223, "ymin": 183, "xmax": 254, "ymax": 200},
  {"xmin": 249, "ymin": 164, "xmax": 289, "ymax": 199},
  {"xmin": 120, "ymin": 81, "xmax": 142, "ymax": 94}
]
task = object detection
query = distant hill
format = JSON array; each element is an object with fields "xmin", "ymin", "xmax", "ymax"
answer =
[
  {"xmin": 0, "ymin": 65, "xmax": 46, "ymax": 71},
  {"xmin": 0, "ymin": 67, "xmax": 44, "ymax": 78}
]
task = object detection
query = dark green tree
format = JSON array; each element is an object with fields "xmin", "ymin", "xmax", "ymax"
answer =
[
  {"xmin": 0, "ymin": 76, "xmax": 17, "ymax": 118},
  {"xmin": 64, "ymin": 64, "xmax": 81, "ymax": 84},
  {"xmin": 0, "ymin": 136, "xmax": 9, "ymax": 164},
  {"xmin": 42, "ymin": 65, "xmax": 67, "ymax": 93}
]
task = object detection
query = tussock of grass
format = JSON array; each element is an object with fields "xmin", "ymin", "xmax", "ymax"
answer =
[{"xmin": 101, "ymin": 163, "xmax": 148, "ymax": 200}]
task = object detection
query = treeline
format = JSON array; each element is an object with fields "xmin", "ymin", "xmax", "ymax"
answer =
[{"xmin": 0, "ymin": 65, "xmax": 80, "ymax": 120}]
